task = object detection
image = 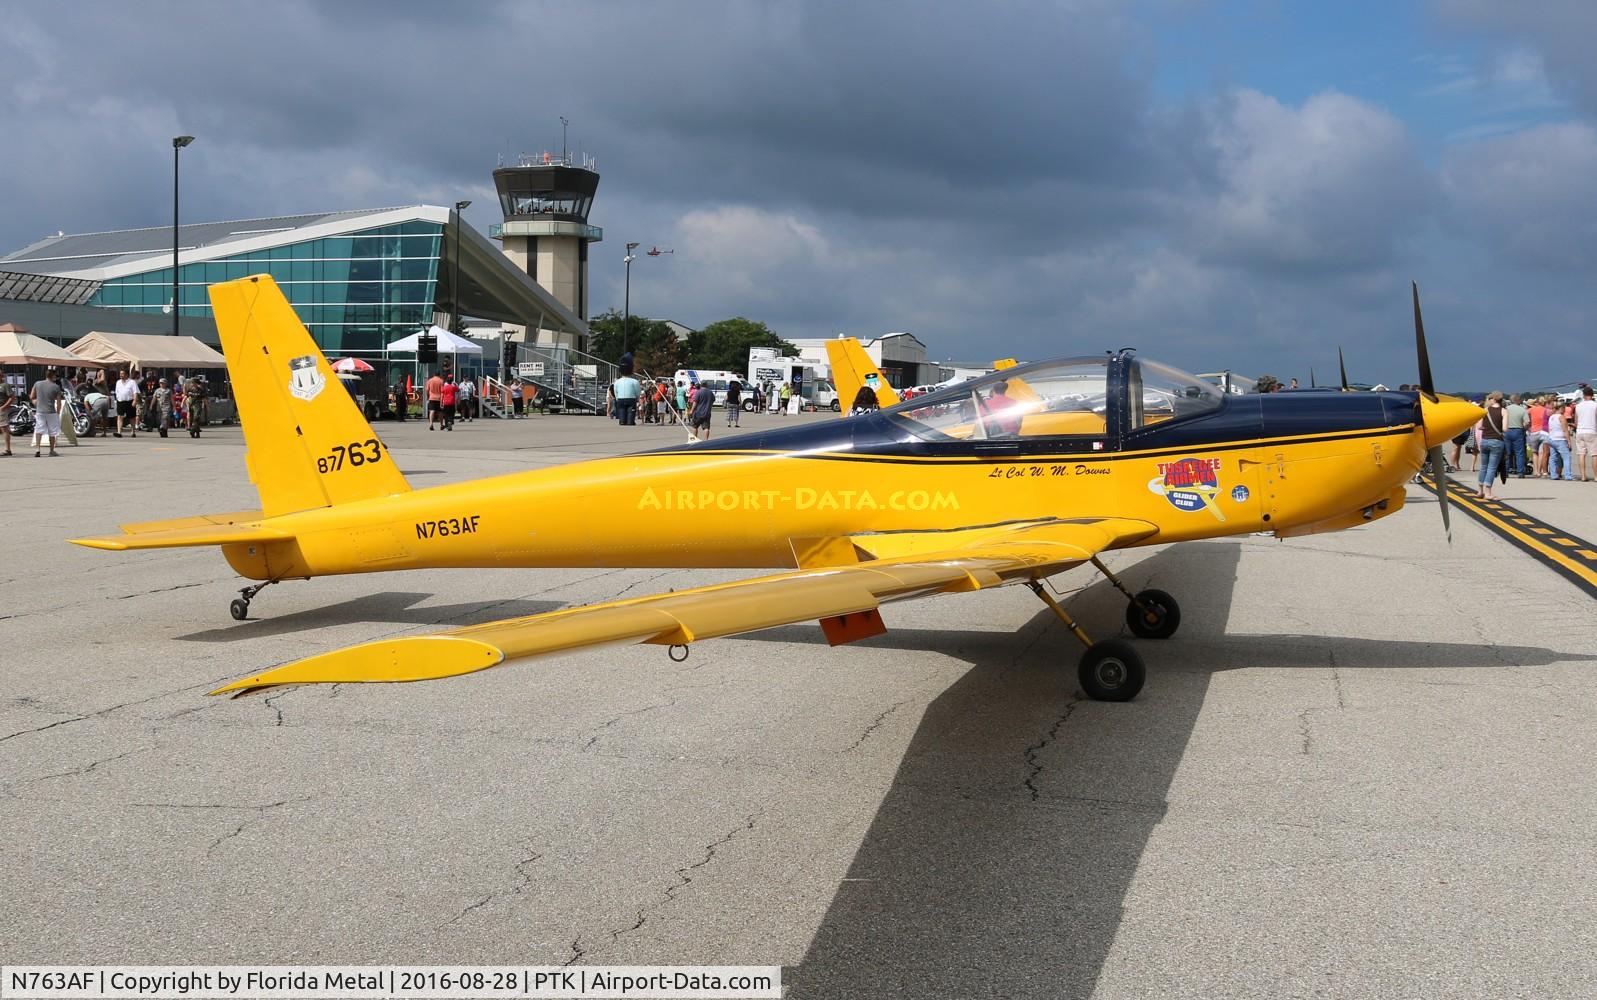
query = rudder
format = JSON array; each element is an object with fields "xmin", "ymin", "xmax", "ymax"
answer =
[
  {"xmin": 824, "ymin": 337, "xmax": 899, "ymax": 415},
  {"xmin": 209, "ymin": 274, "xmax": 409, "ymax": 517}
]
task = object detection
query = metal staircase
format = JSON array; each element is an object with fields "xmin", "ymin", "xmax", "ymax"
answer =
[
  {"xmin": 480, "ymin": 375, "xmax": 511, "ymax": 418},
  {"xmin": 512, "ymin": 345, "xmax": 616, "ymax": 414}
]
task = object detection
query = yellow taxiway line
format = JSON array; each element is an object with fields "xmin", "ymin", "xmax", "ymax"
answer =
[{"xmin": 1419, "ymin": 475, "xmax": 1597, "ymax": 599}]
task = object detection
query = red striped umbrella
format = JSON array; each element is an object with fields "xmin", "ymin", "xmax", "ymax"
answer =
[{"xmin": 330, "ymin": 357, "xmax": 374, "ymax": 373}]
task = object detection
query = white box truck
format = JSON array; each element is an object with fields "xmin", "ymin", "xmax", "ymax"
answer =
[{"xmin": 746, "ymin": 349, "xmax": 839, "ymax": 412}]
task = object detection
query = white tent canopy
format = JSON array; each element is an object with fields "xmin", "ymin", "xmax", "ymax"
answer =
[
  {"xmin": 385, "ymin": 325, "xmax": 482, "ymax": 355},
  {"xmin": 66, "ymin": 331, "xmax": 228, "ymax": 370},
  {"xmin": 0, "ymin": 328, "xmax": 104, "ymax": 367}
]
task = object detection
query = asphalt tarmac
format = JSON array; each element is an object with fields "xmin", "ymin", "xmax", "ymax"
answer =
[{"xmin": 4, "ymin": 411, "xmax": 1597, "ymax": 999}]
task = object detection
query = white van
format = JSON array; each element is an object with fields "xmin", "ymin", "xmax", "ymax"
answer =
[{"xmin": 674, "ymin": 369, "xmax": 748, "ymax": 408}]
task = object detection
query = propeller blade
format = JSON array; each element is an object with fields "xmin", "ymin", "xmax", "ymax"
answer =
[
  {"xmin": 1412, "ymin": 281, "xmax": 1436, "ymax": 401},
  {"xmin": 1428, "ymin": 444, "xmax": 1451, "ymax": 543},
  {"xmin": 1310, "ymin": 367, "xmax": 1317, "ymax": 388},
  {"xmin": 1338, "ymin": 347, "xmax": 1349, "ymax": 391}
]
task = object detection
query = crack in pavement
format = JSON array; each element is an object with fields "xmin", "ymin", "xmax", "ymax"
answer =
[
  {"xmin": 1329, "ymin": 647, "xmax": 1347, "ymax": 709},
  {"xmin": 601, "ymin": 812, "xmax": 763, "ymax": 953},
  {"xmin": 206, "ymin": 795, "xmax": 318, "ymax": 856},
  {"xmin": 582, "ymin": 699, "xmax": 678, "ymax": 752},
  {"xmin": 2, "ymin": 746, "xmax": 152, "ymax": 793},
  {"xmin": 1022, "ymin": 699, "xmax": 1082, "ymax": 801},
  {"xmin": 435, "ymin": 841, "xmax": 544, "ymax": 929},
  {"xmin": 117, "ymin": 581, "xmax": 206, "ymax": 600},
  {"xmin": 607, "ymin": 570, "xmax": 675, "ymax": 603},
  {"xmin": 262, "ymin": 691, "xmax": 287, "ymax": 727},
  {"xmin": 1297, "ymin": 708, "xmax": 1313, "ymax": 755},
  {"xmin": 562, "ymin": 938, "xmax": 586, "ymax": 968},
  {"xmin": 0, "ymin": 677, "xmax": 236, "ymax": 746},
  {"xmin": 840, "ymin": 699, "xmax": 910, "ymax": 754}
]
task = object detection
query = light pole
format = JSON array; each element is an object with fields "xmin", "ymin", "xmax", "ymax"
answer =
[
  {"xmin": 622, "ymin": 241, "xmax": 640, "ymax": 355},
  {"xmin": 172, "ymin": 135, "xmax": 194, "ymax": 337},
  {"xmin": 451, "ymin": 200, "xmax": 471, "ymax": 338}
]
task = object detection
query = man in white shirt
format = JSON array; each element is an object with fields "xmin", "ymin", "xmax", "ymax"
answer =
[
  {"xmin": 1573, "ymin": 386, "xmax": 1597, "ymax": 482},
  {"xmin": 113, "ymin": 369, "xmax": 140, "ymax": 438},
  {"xmin": 612, "ymin": 374, "xmax": 641, "ymax": 426}
]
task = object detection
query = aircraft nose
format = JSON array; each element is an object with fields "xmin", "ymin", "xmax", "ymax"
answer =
[{"xmin": 1422, "ymin": 394, "xmax": 1484, "ymax": 448}]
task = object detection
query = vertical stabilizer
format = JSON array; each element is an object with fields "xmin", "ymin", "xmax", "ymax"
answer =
[
  {"xmin": 209, "ymin": 275, "xmax": 410, "ymax": 517},
  {"xmin": 824, "ymin": 338, "xmax": 900, "ymax": 415}
]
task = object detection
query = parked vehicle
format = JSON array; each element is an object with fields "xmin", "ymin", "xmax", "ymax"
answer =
[{"xmin": 8, "ymin": 399, "xmax": 34, "ymax": 436}]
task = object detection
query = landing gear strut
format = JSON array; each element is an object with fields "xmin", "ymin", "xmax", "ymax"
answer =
[
  {"xmin": 1090, "ymin": 556, "xmax": 1181, "ymax": 640},
  {"xmin": 230, "ymin": 580, "xmax": 278, "ymax": 620},
  {"xmin": 1026, "ymin": 580, "xmax": 1145, "ymax": 702}
]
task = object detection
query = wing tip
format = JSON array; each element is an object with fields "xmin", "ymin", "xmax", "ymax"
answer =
[
  {"xmin": 70, "ymin": 536, "xmax": 130, "ymax": 551},
  {"xmin": 210, "ymin": 636, "xmax": 506, "ymax": 695}
]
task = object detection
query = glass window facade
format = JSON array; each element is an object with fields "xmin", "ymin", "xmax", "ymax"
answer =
[{"xmin": 87, "ymin": 221, "xmax": 442, "ymax": 353}]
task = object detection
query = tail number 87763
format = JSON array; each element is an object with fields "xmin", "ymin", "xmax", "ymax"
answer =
[{"xmin": 318, "ymin": 438, "xmax": 383, "ymax": 474}]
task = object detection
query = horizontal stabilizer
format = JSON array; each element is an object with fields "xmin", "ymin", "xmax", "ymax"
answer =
[{"xmin": 72, "ymin": 516, "xmax": 290, "ymax": 551}]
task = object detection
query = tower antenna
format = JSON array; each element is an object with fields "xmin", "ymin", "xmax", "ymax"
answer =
[{"xmin": 560, "ymin": 116, "xmax": 569, "ymax": 162}]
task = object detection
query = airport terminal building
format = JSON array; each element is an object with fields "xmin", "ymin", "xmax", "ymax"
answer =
[{"xmin": 0, "ymin": 204, "xmax": 586, "ymax": 355}]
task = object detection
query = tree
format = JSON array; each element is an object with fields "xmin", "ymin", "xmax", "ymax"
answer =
[
  {"xmin": 587, "ymin": 309, "xmax": 683, "ymax": 376},
  {"xmin": 686, "ymin": 317, "xmax": 797, "ymax": 372}
]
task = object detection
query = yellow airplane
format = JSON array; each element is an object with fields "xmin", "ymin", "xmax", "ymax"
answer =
[{"xmin": 75, "ymin": 276, "xmax": 1481, "ymax": 702}]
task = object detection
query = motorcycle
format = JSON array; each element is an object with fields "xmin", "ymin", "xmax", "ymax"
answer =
[
  {"xmin": 61, "ymin": 394, "xmax": 91, "ymax": 436},
  {"xmin": 8, "ymin": 399, "xmax": 34, "ymax": 437}
]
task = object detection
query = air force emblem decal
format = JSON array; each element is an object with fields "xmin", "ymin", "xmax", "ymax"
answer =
[{"xmin": 288, "ymin": 355, "xmax": 326, "ymax": 401}]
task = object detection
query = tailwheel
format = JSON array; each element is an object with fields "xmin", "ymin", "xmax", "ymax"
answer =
[
  {"xmin": 230, "ymin": 580, "xmax": 277, "ymax": 620},
  {"xmin": 1077, "ymin": 640, "xmax": 1145, "ymax": 702},
  {"xmin": 1124, "ymin": 588, "xmax": 1180, "ymax": 640}
]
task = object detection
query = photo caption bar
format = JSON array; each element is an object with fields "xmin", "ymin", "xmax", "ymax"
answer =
[{"xmin": 0, "ymin": 966, "xmax": 781, "ymax": 1000}]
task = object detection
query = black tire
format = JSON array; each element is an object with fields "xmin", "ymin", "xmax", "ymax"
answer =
[
  {"xmin": 1077, "ymin": 640, "xmax": 1145, "ymax": 702},
  {"xmin": 743, "ymin": 399, "xmax": 756, "ymax": 412},
  {"xmin": 1124, "ymin": 588, "xmax": 1180, "ymax": 639},
  {"xmin": 830, "ymin": 399, "xmax": 841, "ymax": 412},
  {"xmin": 229, "ymin": 599, "xmax": 249, "ymax": 621}
]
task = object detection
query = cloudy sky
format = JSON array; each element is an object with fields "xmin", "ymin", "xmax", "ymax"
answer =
[{"xmin": 3, "ymin": 0, "xmax": 1595, "ymax": 388}]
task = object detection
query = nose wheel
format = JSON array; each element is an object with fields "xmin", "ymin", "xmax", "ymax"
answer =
[
  {"xmin": 229, "ymin": 580, "xmax": 278, "ymax": 620},
  {"xmin": 1124, "ymin": 588, "xmax": 1180, "ymax": 639}
]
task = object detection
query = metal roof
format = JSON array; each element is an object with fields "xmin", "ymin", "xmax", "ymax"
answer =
[
  {"xmin": 0, "ymin": 208, "xmax": 418, "ymax": 277},
  {"xmin": 1, "ymin": 206, "xmax": 585, "ymax": 337},
  {"xmin": 0, "ymin": 269, "xmax": 100, "ymax": 305}
]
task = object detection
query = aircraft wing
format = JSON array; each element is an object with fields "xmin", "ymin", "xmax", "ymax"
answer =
[{"xmin": 210, "ymin": 517, "xmax": 1157, "ymax": 695}]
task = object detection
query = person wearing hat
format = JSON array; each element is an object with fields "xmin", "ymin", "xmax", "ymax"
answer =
[{"xmin": 152, "ymin": 378, "xmax": 174, "ymax": 438}]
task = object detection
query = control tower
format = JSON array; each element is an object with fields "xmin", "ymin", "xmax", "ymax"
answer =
[{"xmin": 490, "ymin": 151, "xmax": 603, "ymax": 351}]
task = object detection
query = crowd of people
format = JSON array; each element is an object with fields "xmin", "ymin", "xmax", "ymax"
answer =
[
  {"xmin": 1459, "ymin": 387, "xmax": 1597, "ymax": 499},
  {"xmin": 0, "ymin": 366, "xmax": 211, "ymax": 458},
  {"xmin": 604, "ymin": 375, "xmax": 805, "ymax": 442}
]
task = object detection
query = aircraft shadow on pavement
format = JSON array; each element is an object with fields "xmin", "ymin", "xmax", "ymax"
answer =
[
  {"xmin": 174, "ymin": 592, "xmax": 566, "ymax": 643},
  {"xmin": 777, "ymin": 540, "xmax": 1592, "ymax": 999}
]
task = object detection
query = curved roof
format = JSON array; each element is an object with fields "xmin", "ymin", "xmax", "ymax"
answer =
[{"xmin": 1, "ymin": 206, "xmax": 584, "ymax": 338}]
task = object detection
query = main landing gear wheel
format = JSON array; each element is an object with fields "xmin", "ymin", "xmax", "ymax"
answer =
[
  {"xmin": 229, "ymin": 598, "xmax": 249, "ymax": 621},
  {"xmin": 1078, "ymin": 640, "xmax": 1145, "ymax": 702},
  {"xmin": 1124, "ymin": 588, "xmax": 1180, "ymax": 640}
]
